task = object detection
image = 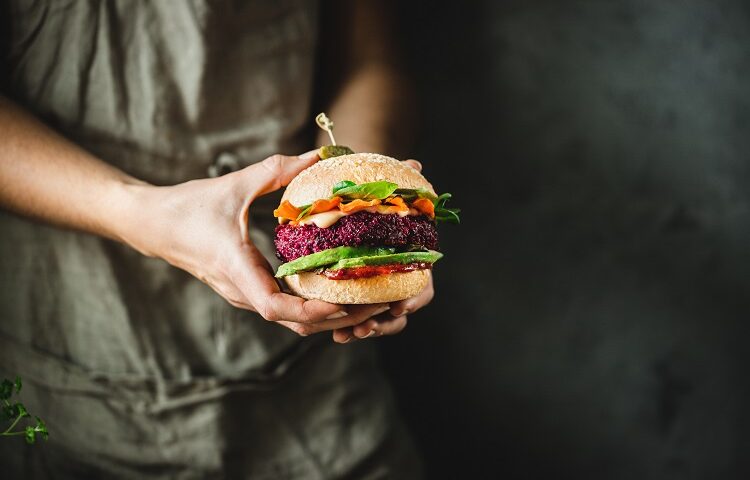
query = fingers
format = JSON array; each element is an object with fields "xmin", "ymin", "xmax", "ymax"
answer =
[
  {"xmin": 237, "ymin": 150, "xmax": 319, "ymax": 241},
  {"xmin": 389, "ymin": 274, "xmax": 434, "ymax": 317},
  {"xmin": 402, "ymin": 159, "xmax": 422, "ymax": 172},
  {"xmin": 371, "ymin": 315, "xmax": 408, "ymax": 336},
  {"xmin": 332, "ymin": 312, "xmax": 409, "ymax": 343},
  {"xmin": 276, "ymin": 303, "xmax": 391, "ymax": 336},
  {"xmin": 233, "ymin": 244, "xmax": 343, "ymax": 322},
  {"xmin": 248, "ymin": 150, "xmax": 320, "ymax": 197},
  {"xmin": 331, "ymin": 278, "xmax": 434, "ymax": 344},
  {"xmin": 353, "ymin": 313, "xmax": 408, "ymax": 338}
]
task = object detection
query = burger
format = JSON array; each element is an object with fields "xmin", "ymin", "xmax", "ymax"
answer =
[{"xmin": 273, "ymin": 152, "xmax": 459, "ymax": 304}]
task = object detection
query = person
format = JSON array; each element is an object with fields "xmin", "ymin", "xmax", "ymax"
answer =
[{"xmin": 0, "ymin": 1, "xmax": 430, "ymax": 477}]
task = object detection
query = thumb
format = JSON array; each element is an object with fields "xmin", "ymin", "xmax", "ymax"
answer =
[
  {"xmin": 238, "ymin": 150, "xmax": 319, "ymax": 243},
  {"xmin": 248, "ymin": 150, "xmax": 320, "ymax": 198}
]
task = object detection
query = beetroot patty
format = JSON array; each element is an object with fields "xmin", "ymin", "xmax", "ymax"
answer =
[{"xmin": 274, "ymin": 211, "xmax": 439, "ymax": 262}]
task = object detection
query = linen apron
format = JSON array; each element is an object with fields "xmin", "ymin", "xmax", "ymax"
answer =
[{"xmin": 0, "ymin": 1, "xmax": 420, "ymax": 478}]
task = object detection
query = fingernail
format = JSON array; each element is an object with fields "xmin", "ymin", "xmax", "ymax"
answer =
[
  {"xmin": 372, "ymin": 305, "xmax": 390, "ymax": 316},
  {"xmin": 299, "ymin": 149, "xmax": 319, "ymax": 161},
  {"xmin": 390, "ymin": 307, "xmax": 409, "ymax": 316},
  {"xmin": 411, "ymin": 160, "xmax": 422, "ymax": 170},
  {"xmin": 340, "ymin": 335, "xmax": 352, "ymax": 344},
  {"xmin": 362, "ymin": 330, "xmax": 376, "ymax": 338},
  {"xmin": 327, "ymin": 310, "xmax": 348, "ymax": 319}
]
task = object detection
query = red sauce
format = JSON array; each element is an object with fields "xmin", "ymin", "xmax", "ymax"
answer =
[{"xmin": 322, "ymin": 262, "xmax": 433, "ymax": 280}]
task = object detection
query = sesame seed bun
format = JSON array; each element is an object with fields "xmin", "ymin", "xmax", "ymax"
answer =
[
  {"xmin": 284, "ymin": 269, "xmax": 432, "ymax": 304},
  {"xmin": 279, "ymin": 153, "xmax": 435, "ymax": 304},
  {"xmin": 282, "ymin": 153, "xmax": 435, "ymax": 206}
]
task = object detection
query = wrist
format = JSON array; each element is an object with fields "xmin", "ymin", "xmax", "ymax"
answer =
[{"xmin": 105, "ymin": 180, "xmax": 161, "ymax": 256}]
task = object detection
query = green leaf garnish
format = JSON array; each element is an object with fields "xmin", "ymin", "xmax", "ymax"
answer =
[
  {"xmin": 332, "ymin": 180, "xmax": 356, "ymax": 195},
  {"xmin": 333, "ymin": 181, "xmax": 398, "ymax": 200},
  {"xmin": 1, "ymin": 376, "xmax": 48, "ymax": 444},
  {"xmin": 433, "ymin": 192, "xmax": 460, "ymax": 223}
]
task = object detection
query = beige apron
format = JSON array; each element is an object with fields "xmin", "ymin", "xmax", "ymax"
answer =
[{"xmin": 0, "ymin": 1, "xmax": 420, "ymax": 478}]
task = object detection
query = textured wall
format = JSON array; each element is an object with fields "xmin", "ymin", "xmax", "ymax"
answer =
[{"xmin": 381, "ymin": 1, "xmax": 750, "ymax": 478}]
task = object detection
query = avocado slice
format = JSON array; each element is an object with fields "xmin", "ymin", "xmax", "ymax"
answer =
[
  {"xmin": 275, "ymin": 246, "xmax": 394, "ymax": 278},
  {"xmin": 328, "ymin": 250, "xmax": 443, "ymax": 270}
]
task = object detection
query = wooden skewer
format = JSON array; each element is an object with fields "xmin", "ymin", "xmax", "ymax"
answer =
[{"xmin": 315, "ymin": 112, "xmax": 337, "ymax": 145}]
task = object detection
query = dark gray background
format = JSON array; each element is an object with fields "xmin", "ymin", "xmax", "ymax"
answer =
[{"xmin": 380, "ymin": 1, "xmax": 750, "ymax": 478}]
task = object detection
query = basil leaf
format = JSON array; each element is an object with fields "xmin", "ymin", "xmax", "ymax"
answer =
[
  {"xmin": 332, "ymin": 180, "xmax": 356, "ymax": 195},
  {"xmin": 334, "ymin": 181, "xmax": 398, "ymax": 200}
]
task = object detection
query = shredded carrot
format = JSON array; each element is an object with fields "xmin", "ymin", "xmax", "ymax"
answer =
[
  {"xmin": 412, "ymin": 198, "xmax": 435, "ymax": 218},
  {"xmin": 339, "ymin": 198, "xmax": 381, "ymax": 214},
  {"xmin": 310, "ymin": 196, "xmax": 342, "ymax": 215},
  {"xmin": 385, "ymin": 196, "xmax": 409, "ymax": 210},
  {"xmin": 273, "ymin": 200, "xmax": 302, "ymax": 220},
  {"xmin": 275, "ymin": 194, "xmax": 427, "ymax": 221}
]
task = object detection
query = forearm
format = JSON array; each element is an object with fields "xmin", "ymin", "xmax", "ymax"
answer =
[
  {"xmin": 316, "ymin": 0, "xmax": 414, "ymax": 157},
  {"xmin": 318, "ymin": 65, "xmax": 414, "ymax": 156},
  {"xmin": 0, "ymin": 96, "xmax": 148, "ymax": 243}
]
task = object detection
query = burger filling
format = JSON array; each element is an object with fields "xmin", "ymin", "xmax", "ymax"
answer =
[
  {"xmin": 275, "ymin": 211, "xmax": 438, "ymax": 262},
  {"xmin": 273, "ymin": 181, "xmax": 459, "ymax": 280}
]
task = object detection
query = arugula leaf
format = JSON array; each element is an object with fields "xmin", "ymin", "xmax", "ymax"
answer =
[
  {"xmin": 332, "ymin": 180, "xmax": 356, "ymax": 195},
  {"xmin": 435, "ymin": 192, "xmax": 452, "ymax": 208},
  {"xmin": 435, "ymin": 207, "xmax": 461, "ymax": 224},
  {"xmin": 433, "ymin": 192, "xmax": 461, "ymax": 224},
  {"xmin": 334, "ymin": 181, "xmax": 398, "ymax": 200}
]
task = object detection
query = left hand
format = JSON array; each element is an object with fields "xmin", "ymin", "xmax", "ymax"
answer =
[{"xmin": 331, "ymin": 159, "xmax": 435, "ymax": 343}]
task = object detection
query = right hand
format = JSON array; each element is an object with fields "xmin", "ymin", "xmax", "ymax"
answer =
[{"xmin": 117, "ymin": 151, "xmax": 392, "ymax": 336}]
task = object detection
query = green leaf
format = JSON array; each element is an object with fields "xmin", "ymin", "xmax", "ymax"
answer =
[
  {"xmin": 435, "ymin": 207, "xmax": 461, "ymax": 224},
  {"xmin": 333, "ymin": 181, "xmax": 398, "ymax": 200},
  {"xmin": 14, "ymin": 376, "xmax": 21, "ymax": 394},
  {"xmin": 15, "ymin": 403, "xmax": 28, "ymax": 418},
  {"xmin": 435, "ymin": 192, "xmax": 452, "ymax": 208},
  {"xmin": 332, "ymin": 180, "xmax": 356, "ymax": 195},
  {"xmin": 35, "ymin": 417, "xmax": 48, "ymax": 441},
  {"xmin": 24, "ymin": 426, "xmax": 35, "ymax": 444},
  {"xmin": 0, "ymin": 379, "xmax": 13, "ymax": 400},
  {"xmin": 2, "ymin": 404, "xmax": 14, "ymax": 420},
  {"xmin": 431, "ymin": 192, "xmax": 460, "ymax": 224}
]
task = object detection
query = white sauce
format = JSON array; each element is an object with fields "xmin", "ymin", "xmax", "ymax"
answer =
[
  {"xmin": 289, "ymin": 206, "xmax": 421, "ymax": 228},
  {"xmin": 297, "ymin": 210, "xmax": 347, "ymax": 228}
]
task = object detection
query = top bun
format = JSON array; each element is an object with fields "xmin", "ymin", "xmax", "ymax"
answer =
[{"xmin": 282, "ymin": 153, "xmax": 435, "ymax": 206}]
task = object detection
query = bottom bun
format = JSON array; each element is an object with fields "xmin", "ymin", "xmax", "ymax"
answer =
[{"xmin": 284, "ymin": 269, "xmax": 431, "ymax": 304}]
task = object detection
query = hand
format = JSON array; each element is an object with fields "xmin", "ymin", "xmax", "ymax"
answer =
[
  {"xmin": 330, "ymin": 159, "xmax": 436, "ymax": 344},
  {"xmin": 118, "ymin": 151, "xmax": 394, "ymax": 336}
]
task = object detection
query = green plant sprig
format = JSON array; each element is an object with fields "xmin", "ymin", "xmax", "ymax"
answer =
[{"xmin": 1, "ymin": 377, "xmax": 48, "ymax": 444}]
